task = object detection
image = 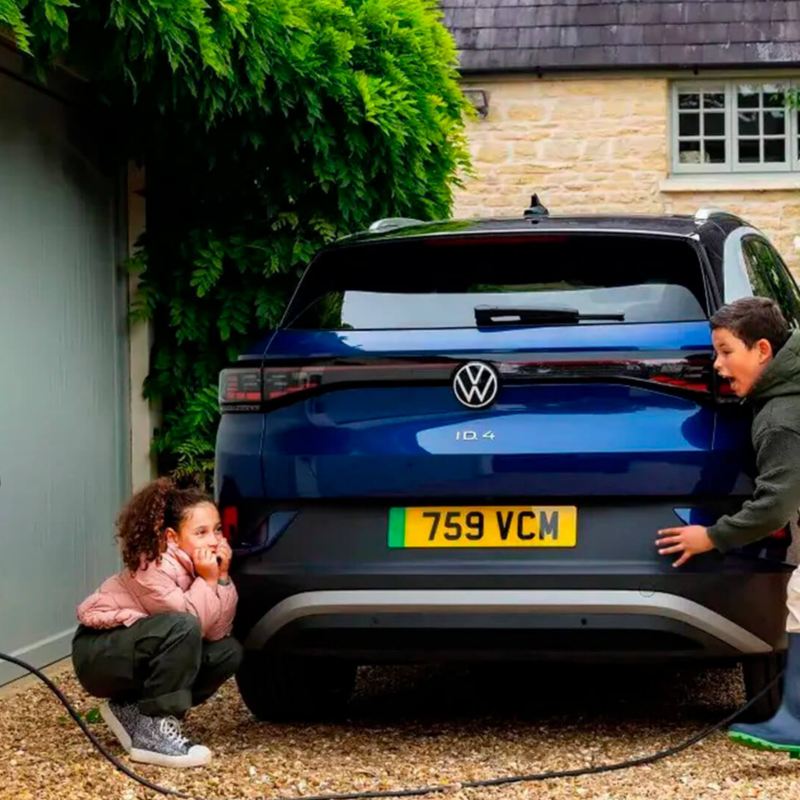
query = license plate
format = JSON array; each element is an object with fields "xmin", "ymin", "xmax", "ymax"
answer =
[{"xmin": 388, "ymin": 506, "xmax": 577, "ymax": 548}]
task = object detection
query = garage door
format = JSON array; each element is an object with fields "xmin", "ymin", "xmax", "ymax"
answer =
[{"xmin": 0, "ymin": 69, "xmax": 128, "ymax": 682}]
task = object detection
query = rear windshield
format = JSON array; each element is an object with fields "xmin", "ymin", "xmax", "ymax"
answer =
[{"xmin": 283, "ymin": 234, "xmax": 708, "ymax": 330}]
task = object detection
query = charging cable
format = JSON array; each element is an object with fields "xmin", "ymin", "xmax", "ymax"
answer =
[{"xmin": 0, "ymin": 651, "xmax": 782, "ymax": 800}]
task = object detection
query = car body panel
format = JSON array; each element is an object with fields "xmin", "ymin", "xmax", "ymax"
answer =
[{"xmin": 216, "ymin": 214, "xmax": 793, "ymax": 668}]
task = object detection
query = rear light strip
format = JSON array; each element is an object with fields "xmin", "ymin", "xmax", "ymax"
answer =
[
  {"xmin": 501, "ymin": 356, "xmax": 716, "ymax": 394},
  {"xmin": 220, "ymin": 362, "xmax": 452, "ymax": 409},
  {"xmin": 219, "ymin": 356, "xmax": 730, "ymax": 410}
]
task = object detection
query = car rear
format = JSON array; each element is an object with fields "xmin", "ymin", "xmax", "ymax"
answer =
[{"xmin": 216, "ymin": 220, "xmax": 791, "ymax": 719}]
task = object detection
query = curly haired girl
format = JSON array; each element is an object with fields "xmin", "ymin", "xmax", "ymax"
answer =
[{"xmin": 71, "ymin": 478, "xmax": 240, "ymax": 768}]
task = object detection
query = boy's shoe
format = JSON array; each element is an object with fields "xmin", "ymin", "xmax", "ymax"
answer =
[
  {"xmin": 130, "ymin": 715, "xmax": 212, "ymax": 768},
  {"xmin": 100, "ymin": 700, "xmax": 140, "ymax": 753},
  {"xmin": 729, "ymin": 708, "xmax": 800, "ymax": 757},
  {"xmin": 729, "ymin": 633, "xmax": 800, "ymax": 758}
]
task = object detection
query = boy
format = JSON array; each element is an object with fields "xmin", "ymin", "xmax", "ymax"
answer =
[{"xmin": 656, "ymin": 296, "xmax": 800, "ymax": 754}]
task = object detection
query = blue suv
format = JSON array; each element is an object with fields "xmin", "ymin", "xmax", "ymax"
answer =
[{"xmin": 216, "ymin": 207, "xmax": 798, "ymax": 720}]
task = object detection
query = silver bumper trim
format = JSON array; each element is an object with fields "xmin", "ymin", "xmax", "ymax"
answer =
[{"xmin": 244, "ymin": 589, "xmax": 772, "ymax": 655}]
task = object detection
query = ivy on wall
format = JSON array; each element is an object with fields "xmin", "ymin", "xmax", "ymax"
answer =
[{"xmin": 2, "ymin": 0, "xmax": 470, "ymax": 484}]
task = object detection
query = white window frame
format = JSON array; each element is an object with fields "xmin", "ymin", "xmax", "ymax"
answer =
[{"xmin": 671, "ymin": 80, "xmax": 800, "ymax": 175}]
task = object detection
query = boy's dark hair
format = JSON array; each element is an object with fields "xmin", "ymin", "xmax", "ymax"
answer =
[
  {"xmin": 710, "ymin": 297, "xmax": 791, "ymax": 355},
  {"xmin": 117, "ymin": 477, "xmax": 212, "ymax": 572}
]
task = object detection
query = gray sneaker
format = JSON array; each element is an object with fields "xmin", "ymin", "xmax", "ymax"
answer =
[
  {"xmin": 130, "ymin": 715, "xmax": 212, "ymax": 768},
  {"xmin": 100, "ymin": 701, "xmax": 141, "ymax": 753}
]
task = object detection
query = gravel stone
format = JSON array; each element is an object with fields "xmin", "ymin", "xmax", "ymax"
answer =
[{"xmin": 3, "ymin": 662, "xmax": 800, "ymax": 800}]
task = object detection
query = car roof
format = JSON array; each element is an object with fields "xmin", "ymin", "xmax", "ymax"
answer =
[{"xmin": 333, "ymin": 213, "xmax": 748, "ymax": 248}]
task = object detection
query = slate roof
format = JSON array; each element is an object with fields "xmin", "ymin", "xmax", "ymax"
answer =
[{"xmin": 441, "ymin": 1, "xmax": 800, "ymax": 73}]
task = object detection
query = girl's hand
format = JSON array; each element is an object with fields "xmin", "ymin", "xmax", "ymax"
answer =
[
  {"xmin": 216, "ymin": 539, "xmax": 232, "ymax": 579},
  {"xmin": 194, "ymin": 547, "xmax": 220, "ymax": 584},
  {"xmin": 656, "ymin": 525, "xmax": 715, "ymax": 567}
]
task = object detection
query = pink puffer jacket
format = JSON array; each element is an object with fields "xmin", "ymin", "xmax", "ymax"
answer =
[{"xmin": 76, "ymin": 543, "xmax": 237, "ymax": 641}]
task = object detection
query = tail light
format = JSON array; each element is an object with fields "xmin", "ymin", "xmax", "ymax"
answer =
[
  {"xmin": 503, "ymin": 355, "xmax": 721, "ymax": 397},
  {"xmin": 219, "ymin": 362, "xmax": 447, "ymax": 410},
  {"xmin": 263, "ymin": 368, "xmax": 323, "ymax": 400},
  {"xmin": 218, "ymin": 366, "xmax": 344, "ymax": 410},
  {"xmin": 644, "ymin": 357, "xmax": 712, "ymax": 394},
  {"xmin": 221, "ymin": 506, "xmax": 238, "ymax": 543},
  {"xmin": 219, "ymin": 505, "xmax": 296, "ymax": 555},
  {"xmin": 220, "ymin": 366, "xmax": 326, "ymax": 408},
  {"xmin": 219, "ymin": 369, "xmax": 262, "ymax": 409}
]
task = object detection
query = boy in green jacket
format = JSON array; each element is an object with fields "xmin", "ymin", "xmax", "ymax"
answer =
[{"xmin": 656, "ymin": 296, "xmax": 800, "ymax": 754}]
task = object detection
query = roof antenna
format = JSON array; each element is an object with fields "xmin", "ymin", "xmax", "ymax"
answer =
[{"xmin": 524, "ymin": 193, "xmax": 549, "ymax": 218}]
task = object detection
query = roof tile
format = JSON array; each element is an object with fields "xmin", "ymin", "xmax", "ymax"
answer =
[{"xmin": 443, "ymin": 0, "xmax": 800, "ymax": 72}]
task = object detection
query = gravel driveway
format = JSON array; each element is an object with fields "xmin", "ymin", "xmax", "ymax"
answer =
[{"xmin": 2, "ymin": 661, "xmax": 799, "ymax": 800}]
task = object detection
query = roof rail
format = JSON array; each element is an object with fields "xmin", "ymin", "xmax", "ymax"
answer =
[
  {"xmin": 694, "ymin": 207, "xmax": 730, "ymax": 222},
  {"xmin": 368, "ymin": 217, "xmax": 424, "ymax": 233}
]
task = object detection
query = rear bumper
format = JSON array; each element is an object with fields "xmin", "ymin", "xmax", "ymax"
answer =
[
  {"xmin": 243, "ymin": 588, "xmax": 773, "ymax": 656},
  {"xmin": 230, "ymin": 502, "xmax": 792, "ymax": 662}
]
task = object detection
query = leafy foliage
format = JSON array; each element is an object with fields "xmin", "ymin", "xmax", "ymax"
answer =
[{"xmin": 1, "ymin": 0, "xmax": 470, "ymax": 484}]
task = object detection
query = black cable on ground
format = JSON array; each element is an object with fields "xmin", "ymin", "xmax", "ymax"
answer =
[{"xmin": 0, "ymin": 651, "xmax": 783, "ymax": 800}]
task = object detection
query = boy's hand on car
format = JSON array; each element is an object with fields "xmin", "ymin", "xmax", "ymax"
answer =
[
  {"xmin": 193, "ymin": 547, "xmax": 220, "ymax": 584},
  {"xmin": 656, "ymin": 525, "xmax": 715, "ymax": 567},
  {"xmin": 216, "ymin": 539, "xmax": 232, "ymax": 579}
]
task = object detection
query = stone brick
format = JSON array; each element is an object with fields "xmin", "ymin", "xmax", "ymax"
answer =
[
  {"xmin": 510, "ymin": 140, "xmax": 541, "ymax": 158},
  {"xmin": 474, "ymin": 142, "xmax": 511, "ymax": 164},
  {"xmin": 580, "ymin": 139, "xmax": 613, "ymax": 160},
  {"xmin": 612, "ymin": 137, "xmax": 666, "ymax": 161},
  {"xmin": 505, "ymin": 102, "xmax": 551, "ymax": 122},
  {"xmin": 538, "ymin": 139, "xmax": 584, "ymax": 162}
]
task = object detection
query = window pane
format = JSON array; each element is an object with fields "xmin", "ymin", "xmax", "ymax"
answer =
[
  {"xmin": 679, "ymin": 113, "xmax": 700, "ymax": 136},
  {"xmin": 704, "ymin": 140, "xmax": 726, "ymax": 163},
  {"xmin": 763, "ymin": 86, "xmax": 786, "ymax": 107},
  {"xmin": 738, "ymin": 86, "xmax": 760, "ymax": 108},
  {"xmin": 743, "ymin": 239, "xmax": 800, "ymax": 327},
  {"xmin": 704, "ymin": 112, "xmax": 724, "ymax": 136},
  {"xmin": 704, "ymin": 92, "xmax": 725, "ymax": 109},
  {"xmin": 764, "ymin": 110, "xmax": 785, "ymax": 135},
  {"xmin": 738, "ymin": 112, "xmax": 759, "ymax": 135},
  {"xmin": 764, "ymin": 139, "xmax": 786, "ymax": 163},
  {"xmin": 738, "ymin": 139, "xmax": 760, "ymax": 163},
  {"xmin": 287, "ymin": 238, "xmax": 709, "ymax": 329},
  {"xmin": 679, "ymin": 93, "xmax": 700, "ymax": 110},
  {"xmin": 679, "ymin": 140, "xmax": 702, "ymax": 164},
  {"xmin": 743, "ymin": 241, "xmax": 771, "ymax": 298},
  {"xmin": 772, "ymin": 246, "xmax": 800, "ymax": 329}
]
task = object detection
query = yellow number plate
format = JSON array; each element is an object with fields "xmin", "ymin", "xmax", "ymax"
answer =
[{"xmin": 388, "ymin": 506, "xmax": 577, "ymax": 548}]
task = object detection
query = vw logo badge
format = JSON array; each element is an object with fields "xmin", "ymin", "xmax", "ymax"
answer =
[{"xmin": 452, "ymin": 362, "xmax": 499, "ymax": 409}]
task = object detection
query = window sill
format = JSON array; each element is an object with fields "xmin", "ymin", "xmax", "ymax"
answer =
[{"xmin": 660, "ymin": 175, "xmax": 800, "ymax": 193}]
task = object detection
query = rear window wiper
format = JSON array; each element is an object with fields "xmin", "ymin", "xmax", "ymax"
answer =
[{"xmin": 474, "ymin": 305, "xmax": 625, "ymax": 326}]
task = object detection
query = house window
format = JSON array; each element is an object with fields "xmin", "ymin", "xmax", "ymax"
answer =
[{"xmin": 671, "ymin": 81, "xmax": 800, "ymax": 174}]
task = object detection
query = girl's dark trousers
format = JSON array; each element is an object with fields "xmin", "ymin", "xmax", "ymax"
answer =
[{"xmin": 72, "ymin": 612, "xmax": 243, "ymax": 717}]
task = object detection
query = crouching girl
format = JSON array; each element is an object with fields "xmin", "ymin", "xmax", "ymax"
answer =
[{"xmin": 72, "ymin": 478, "xmax": 241, "ymax": 768}]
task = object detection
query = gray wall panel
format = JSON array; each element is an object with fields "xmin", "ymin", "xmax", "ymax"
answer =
[{"xmin": 0, "ymin": 72, "xmax": 128, "ymax": 682}]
